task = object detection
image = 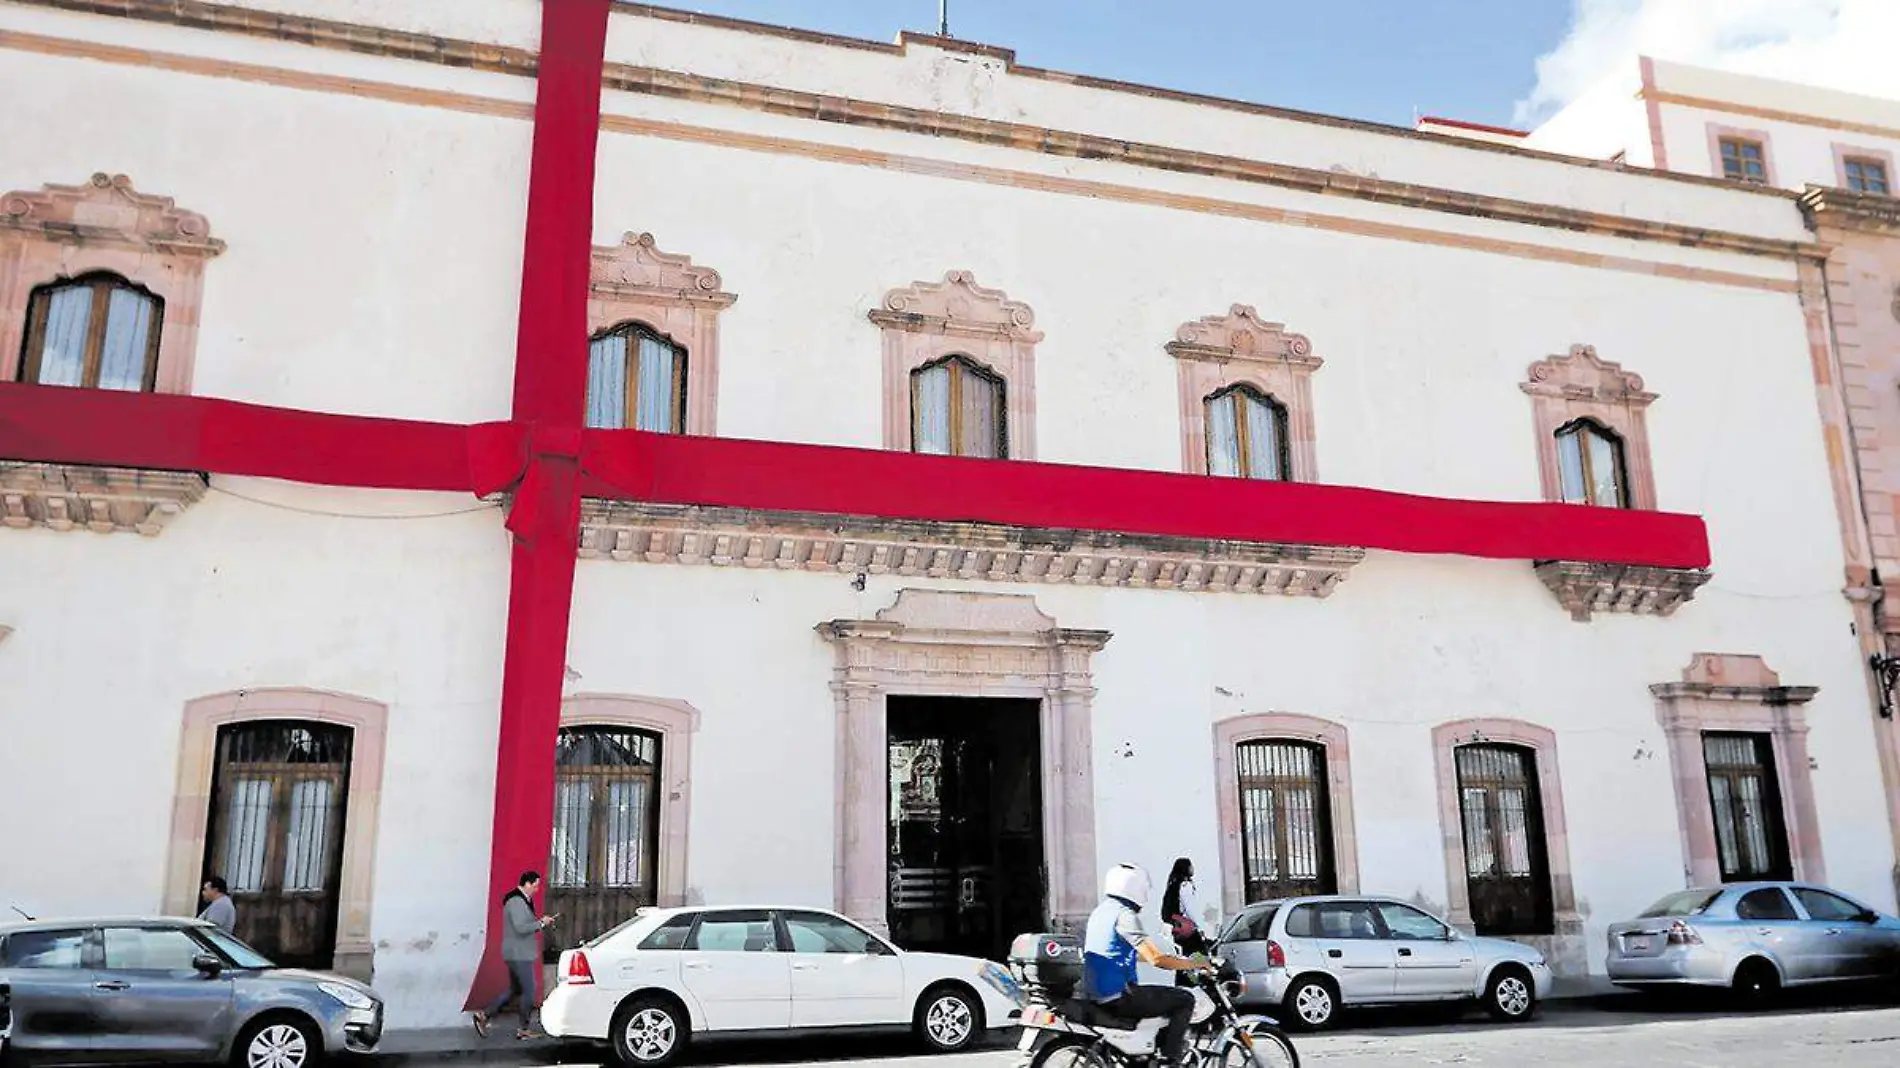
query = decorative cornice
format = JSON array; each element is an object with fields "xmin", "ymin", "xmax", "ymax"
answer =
[
  {"xmin": 1, "ymin": 461, "xmax": 208, "ymax": 535},
  {"xmin": 0, "ymin": 173, "xmax": 225, "ymax": 257},
  {"xmin": 576, "ymin": 500, "xmax": 1364, "ymax": 597},
  {"xmin": 4, "ymin": 1, "xmax": 1819, "ymax": 265},
  {"xmin": 1534, "ymin": 560, "xmax": 1711, "ymax": 621},
  {"xmin": 1166, "ymin": 305, "xmax": 1320, "ymax": 370},
  {"xmin": 1800, "ymin": 186, "xmax": 1900, "ymax": 234},
  {"xmin": 868, "ymin": 271, "xmax": 1042, "ymax": 343},
  {"xmin": 590, "ymin": 232, "xmax": 736, "ymax": 308},
  {"xmin": 1522, "ymin": 344, "xmax": 1657, "ymax": 407},
  {"xmin": 1650, "ymin": 681, "xmax": 1819, "ymax": 705}
]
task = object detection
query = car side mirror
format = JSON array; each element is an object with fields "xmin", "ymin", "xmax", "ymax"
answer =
[
  {"xmin": 192, "ymin": 954, "xmax": 223, "ymax": 977},
  {"xmin": 1856, "ymin": 910, "xmax": 1879, "ymax": 924}
]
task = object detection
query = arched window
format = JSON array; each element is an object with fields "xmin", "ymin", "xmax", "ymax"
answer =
[
  {"xmin": 1554, "ymin": 418, "xmax": 1629, "ymax": 507},
  {"xmin": 18, "ymin": 273, "xmax": 162, "ymax": 391},
  {"xmin": 1205, "ymin": 385, "xmax": 1289, "ymax": 480},
  {"xmin": 586, "ymin": 322, "xmax": 686, "ymax": 432},
  {"xmin": 547, "ymin": 725, "xmax": 662, "ymax": 959},
  {"xmin": 910, "ymin": 354, "xmax": 1006, "ymax": 459}
]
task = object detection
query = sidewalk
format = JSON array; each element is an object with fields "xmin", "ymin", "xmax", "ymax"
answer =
[{"xmin": 369, "ymin": 1026, "xmax": 575, "ymax": 1066}]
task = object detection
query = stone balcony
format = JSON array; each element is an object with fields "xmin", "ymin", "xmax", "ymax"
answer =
[
  {"xmin": 1, "ymin": 461, "xmax": 207, "ymax": 535},
  {"xmin": 577, "ymin": 500, "xmax": 1366, "ymax": 596},
  {"xmin": 1534, "ymin": 560, "xmax": 1712, "ymax": 622}
]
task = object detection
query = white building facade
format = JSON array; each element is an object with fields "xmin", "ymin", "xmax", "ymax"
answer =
[{"xmin": 1, "ymin": 1, "xmax": 1895, "ymax": 1028}]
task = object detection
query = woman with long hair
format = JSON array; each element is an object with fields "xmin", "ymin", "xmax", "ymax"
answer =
[{"xmin": 1160, "ymin": 857, "xmax": 1207, "ymax": 984}]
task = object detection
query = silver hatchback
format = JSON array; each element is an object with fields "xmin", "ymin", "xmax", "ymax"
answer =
[
  {"xmin": 0, "ymin": 917, "xmax": 382, "ymax": 1067},
  {"xmin": 1213, "ymin": 895, "xmax": 1552, "ymax": 1030},
  {"xmin": 1606, "ymin": 882, "xmax": 1900, "ymax": 996}
]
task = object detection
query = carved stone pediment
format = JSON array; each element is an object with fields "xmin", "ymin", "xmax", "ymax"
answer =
[
  {"xmin": 868, "ymin": 270, "xmax": 1042, "ymax": 342},
  {"xmin": 2, "ymin": 462, "xmax": 208, "ymax": 535},
  {"xmin": 589, "ymin": 232, "xmax": 735, "ymax": 307},
  {"xmin": 576, "ymin": 500, "xmax": 1364, "ymax": 597},
  {"xmin": 1534, "ymin": 559, "xmax": 1711, "ymax": 621},
  {"xmin": 1522, "ymin": 344, "xmax": 1655, "ymax": 407},
  {"xmin": 1, "ymin": 173, "xmax": 224, "ymax": 257},
  {"xmin": 1167, "ymin": 304, "xmax": 1319, "ymax": 369}
]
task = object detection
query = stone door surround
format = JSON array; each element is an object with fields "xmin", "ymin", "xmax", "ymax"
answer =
[{"xmin": 818, "ymin": 588, "xmax": 1109, "ymax": 934}]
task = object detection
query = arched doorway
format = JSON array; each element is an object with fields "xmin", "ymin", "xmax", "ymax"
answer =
[{"xmin": 201, "ymin": 721, "xmax": 353, "ymax": 968}]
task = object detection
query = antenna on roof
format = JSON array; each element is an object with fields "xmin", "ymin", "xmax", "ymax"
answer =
[
  {"xmin": 11, "ymin": 905, "xmax": 34, "ymax": 920},
  {"xmin": 938, "ymin": 0, "xmax": 950, "ymax": 37}
]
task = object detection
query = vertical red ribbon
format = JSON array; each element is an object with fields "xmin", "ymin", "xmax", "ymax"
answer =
[{"xmin": 463, "ymin": 0, "xmax": 613, "ymax": 1010}]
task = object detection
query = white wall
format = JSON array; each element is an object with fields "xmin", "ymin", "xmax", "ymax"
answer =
[
  {"xmin": 1656, "ymin": 98, "xmax": 1900, "ymax": 191},
  {"xmin": 1524, "ymin": 67, "xmax": 1651, "ymax": 167},
  {"xmin": 0, "ymin": 0, "xmax": 1891, "ymax": 1030}
]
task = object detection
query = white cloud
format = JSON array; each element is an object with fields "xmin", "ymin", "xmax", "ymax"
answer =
[{"xmin": 1515, "ymin": 0, "xmax": 1900, "ymax": 125}]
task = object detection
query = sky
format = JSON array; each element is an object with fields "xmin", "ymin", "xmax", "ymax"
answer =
[{"xmin": 650, "ymin": 0, "xmax": 1900, "ymax": 130}]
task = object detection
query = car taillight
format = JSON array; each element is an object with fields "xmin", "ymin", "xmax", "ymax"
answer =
[
  {"xmin": 566, "ymin": 950, "xmax": 595, "ymax": 985},
  {"xmin": 1666, "ymin": 921, "xmax": 1701, "ymax": 946},
  {"xmin": 1266, "ymin": 940, "xmax": 1286, "ymax": 969}
]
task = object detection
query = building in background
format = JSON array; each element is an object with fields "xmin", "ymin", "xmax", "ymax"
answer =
[
  {"xmin": 1441, "ymin": 59, "xmax": 1900, "ymax": 891},
  {"xmin": 3, "ymin": 2, "xmax": 1896, "ymax": 1026}
]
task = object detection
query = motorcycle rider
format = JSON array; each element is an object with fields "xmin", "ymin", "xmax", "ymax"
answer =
[{"xmin": 1081, "ymin": 862, "xmax": 1213, "ymax": 1066}]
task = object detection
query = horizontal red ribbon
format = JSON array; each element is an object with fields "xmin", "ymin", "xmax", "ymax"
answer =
[{"xmin": 1, "ymin": 383, "xmax": 1711, "ymax": 569}]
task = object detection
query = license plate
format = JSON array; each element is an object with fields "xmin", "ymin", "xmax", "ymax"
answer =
[{"xmin": 1625, "ymin": 935, "xmax": 1654, "ymax": 952}]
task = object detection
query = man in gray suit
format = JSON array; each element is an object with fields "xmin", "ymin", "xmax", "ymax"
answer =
[
  {"xmin": 473, "ymin": 871, "xmax": 557, "ymax": 1039},
  {"xmin": 198, "ymin": 877, "xmax": 236, "ymax": 934}
]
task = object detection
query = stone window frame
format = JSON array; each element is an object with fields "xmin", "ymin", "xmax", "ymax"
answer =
[
  {"xmin": 559, "ymin": 693, "xmax": 701, "ymax": 908},
  {"xmin": 164, "ymin": 688, "xmax": 387, "ymax": 980},
  {"xmin": 1832, "ymin": 143, "xmax": 1895, "ymax": 197},
  {"xmin": 817, "ymin": 588, "xmax": 1107, "ymax": 934},
  {"xmin": 1430, "ymin": 719, "xmax": 1581, "ymax": 940},
  {"xmin": 870, "ymin": 271, "xmax": 1041, "ymax": 459},
  {"xmin": 2, "ymin": 173, "xmax": 223, "ymax": 394},
  {"xmin": 1169, "ymin": 305, "xmax": 1322, "ymax": 481},
  {"xmin": 588, "ymin": 232, "xmax": 735, "ymax": 437},
  {"xmin": 1649, "ymin": 654, "xmax": 1825, "ymax": 888},
  {"xmin": 1706, "ymin": 123, "xmax": 1778, "ymax": 186},
  {"xmin": 1521, "ymin": 344, "xmax": 1660, "ymax": 511},
  {"xmin": 1211, "ymin": 713, "xmax": 1360, "ymax": 916}
]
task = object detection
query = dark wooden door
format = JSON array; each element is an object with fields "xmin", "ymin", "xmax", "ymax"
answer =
[
  {"xmin": 1235, "ymin": 740, "xmax": 1336, "ymax": 903},
  {"xmin": 545, "ymin": 727, "xmax": 661, "ymax": 961},
  {"xmin": 1703, "ymin": 732, "xmax": 1793, "ymax": 882},
  {"xmin": 203, "ymin": 722, "xmax": 352, "ymax": 968},
  {"xmin": 1454, "ymin": 744, "xmax": 1553, "ymax": 936},
  {"xmin": 886, "ymin": 697, "xmax": 1043, "ymax": 960}
]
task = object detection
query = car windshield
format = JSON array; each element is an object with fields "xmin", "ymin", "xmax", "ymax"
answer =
[
  {"xmin": 1638, "ymin": 890, "xmax": 1722, "ymax": 919},
  {"xmin": 200, "ymin": 928, "xmax": 275, "ymax": 969},
  {"xmin": 1218, "ymin": 906, "xmax": 1279, "ymax": 943}
]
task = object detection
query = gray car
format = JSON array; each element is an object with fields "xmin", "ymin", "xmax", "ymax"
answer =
[
  {"xmin": 1606, "ymin": 882, "xmax": 1900, "ymax": 996},
  {"xmin": 1213, "ymin": 894, "xmax": 1553, "ymax": 1030},
  {"xmin": 0, "ymin": 917, "xmax": 382, "ymax": 1067}
]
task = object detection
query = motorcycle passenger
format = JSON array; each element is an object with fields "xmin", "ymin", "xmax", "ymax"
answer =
[{"xmin": 1081, "ymin": 863, "xmax": 1212, "ymax": 1067}]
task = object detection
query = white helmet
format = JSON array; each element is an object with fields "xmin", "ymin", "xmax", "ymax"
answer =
[{"xmin": 1103, "ymin": 863, "xmax": 1151, "ymax": 909}]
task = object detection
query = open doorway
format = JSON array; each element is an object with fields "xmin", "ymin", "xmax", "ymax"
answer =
[{"xmin": 886, "ymin": 696, "xmax": 1045, "ymax": 960}]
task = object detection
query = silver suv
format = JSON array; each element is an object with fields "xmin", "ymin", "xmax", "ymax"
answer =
[
  {"xmin": 0, "ymin": 917, "xmax": 382, "ymax": 1067},
  {"xmin": 1213, "ymin": 895, "xmax": 1552, "ymax": 1030}
]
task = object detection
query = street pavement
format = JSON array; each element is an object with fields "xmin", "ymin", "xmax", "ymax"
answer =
[{"xmin": 394, "ymin": 997, "xmax": 1900, "ymax": 1068}]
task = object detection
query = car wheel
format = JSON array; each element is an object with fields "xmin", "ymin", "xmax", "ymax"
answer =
[
  {"xmin": 1283, "ymin": 976, "xmax": 1338, "ymax": 1031},
  {"xmin": 234, "ymin": 1016, "xmax": 320, "ymax": 1068},
  {"xmin": 916, "ymin": 985, "xmax": 980, "ymax": 1053},
  {"xmin": 1484, "ymin": 966, "xmax": 1536, "ymax": 1022},
  {"xmin": 611, "ymin": 996, "xmax": 688, "ymax": 1067},
  {"xmin": 1732, "ymin": 958, "xmax": 1781, "ymax": 1007}
]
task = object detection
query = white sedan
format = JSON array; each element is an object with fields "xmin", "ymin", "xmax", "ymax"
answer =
[{"xmin": 541, "ymin": 906, "xmax": 1024, "ymax": 1065}]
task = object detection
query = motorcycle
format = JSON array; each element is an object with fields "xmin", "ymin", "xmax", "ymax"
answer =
[{"xmin": 1006, "ymin": 933, "xmax": 1298, "ymax": 1068}]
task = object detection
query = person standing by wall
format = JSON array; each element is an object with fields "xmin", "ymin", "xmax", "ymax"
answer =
[
  {"xmin": 198, "ymin": 877, "xmax": 236, "ymax": 934},
  {"xmin": 1161, "ymin": 858, "xmax": 1207, "ymax": 985},
  {"xmin": 472, "ymin": 871, "xmax": 557, "ymax": 1040}
]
